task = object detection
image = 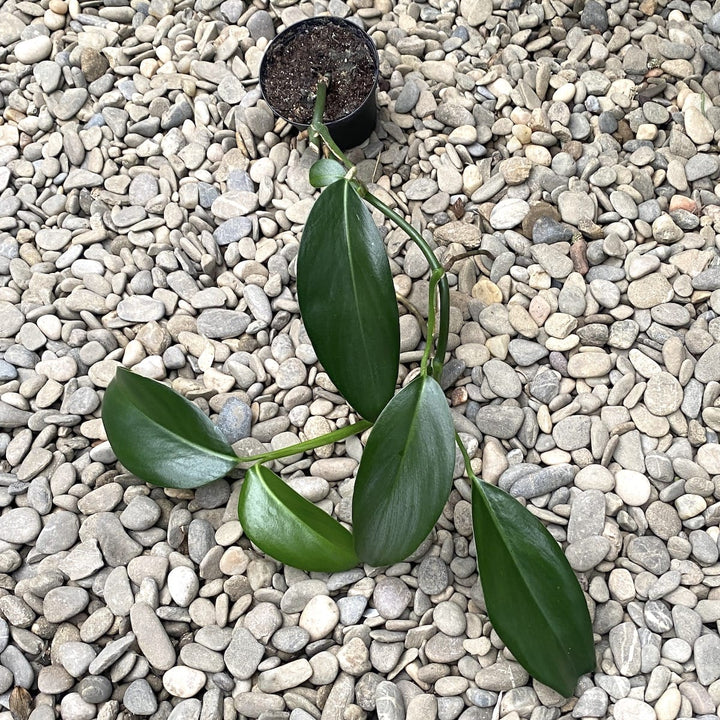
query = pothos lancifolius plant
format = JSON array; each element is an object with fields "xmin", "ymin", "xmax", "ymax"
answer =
[{"xmin": 102, "ymin": 81, "xmax": 595, "ymax": 696}]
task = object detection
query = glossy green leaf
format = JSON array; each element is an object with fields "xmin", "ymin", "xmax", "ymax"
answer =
[
  {"xmin": 297, "ymin": 178, "xmax": 399, "ymax": 421},
  {"xmin": 238, "ymin": 464, "xmax": 359, "ymax": 572},
  {"xmin": 353, "ymin": 375, "xmax": 455, "ymax": 565},
  {"xmin": 101, "ymin": 366, "xmax": 237, "ymax": 489},
  {"xmin": 309, "ymin": 158, "xmax": 346, "ymax": 188},
  {"xmin": 472, "ymin": 479, "xmax": 595, "ymax": 696}
]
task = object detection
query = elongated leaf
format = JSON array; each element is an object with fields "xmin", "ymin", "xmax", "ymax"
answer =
[
  {"xmin": 309, "ymin": 158, "xmax": 346, "ymax": 188},
  {"xmin": 238, "ymin": 464, "xmax": 358, "ymax": 572},
  {"xmin": 297, "ymin": 179, "xmax": 399, "ymax": 421},
  {"xmin": 472, "ymin": 479, "xmax": 595, "ymax": 696},
  {"xmin": 101, "ymin": 367, "xmax": 237, "ymax": 489},
  {"xmin": 353, "ymin": 375, "xmax": 455, "ymax": 565}
]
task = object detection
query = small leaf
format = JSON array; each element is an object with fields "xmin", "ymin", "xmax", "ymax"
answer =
[
  {"xmin": 353, "ymin": 375, "xmax": 455, "ymax": 565},
  {"xmin": 297, "ymin": 178, "xmax": 399, "ymax": 421},
  {"xmin": 101, "ymin": 367, "xmax": 237, "ymax": 489},
  {"xmin": 472, "ymin": 479, "xmax": 595, "ymax": 696},
  {"xmin": 238, "ymin": 464, "xmax": 358, "ymax": 572},
  {"xmin": 309, "ymin": 158, "xmax": 346, "ymax": 188}
]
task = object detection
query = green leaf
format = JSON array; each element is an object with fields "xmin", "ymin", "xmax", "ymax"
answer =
[
  {"xmin": 297, "ymin": 178, "xmax": 399, "ymax": 421},
  {"xmin": 238, "ymin": 464, "xmax": 358, "ymax": 572},
  {"xmin": 309, "ymin": 158, "xmax": 346, "ymax": 188},
  {"xmin": 472, "ymin": 479, "xmax": 595, "ymax": 696},
  {"xmin": 101, "ymin": 366, "xmax": 237, "ymax": 489},
  {"xmin": 353, "ymin": 375, "xmax": 455, "ymax": 565}
]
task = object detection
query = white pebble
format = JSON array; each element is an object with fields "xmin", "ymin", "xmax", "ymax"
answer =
[
  {"xmin": 162, "ymin": 666, "xmax": 206, "ymax": 697},
  {"xmin": 299, "ymin": 595, "xmax": 339, "ymax": 641},
  {"xmin": 14, "ymin": 36, "xmax": 53, "ymax": 64},
  {"xmin": 614, "ymin": 469, "xmax": 651, "ymax": 506},
  {"xmin": 167, "ymin": 566, "xmax": 199, "ymax": 607}
]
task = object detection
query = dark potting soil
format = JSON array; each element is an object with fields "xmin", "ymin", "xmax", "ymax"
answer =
[{"xmin": 262, "ymin": 23, "xmax": 376, "ymax": 125}]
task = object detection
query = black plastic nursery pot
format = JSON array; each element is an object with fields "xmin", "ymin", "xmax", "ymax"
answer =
[{"xmin": 259, "ymin": 16, "xmax": 380, "ymax": 150}]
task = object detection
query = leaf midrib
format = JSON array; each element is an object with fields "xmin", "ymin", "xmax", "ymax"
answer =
[
  {"xmin": 341, "ymin": 181, "xmax": 375, "ymax": 379},
  {"xmin": 117, "ymin": 377, "xmax": 237, "ymax": 466}
]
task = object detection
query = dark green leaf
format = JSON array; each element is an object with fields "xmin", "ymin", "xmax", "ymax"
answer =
[
  {"xmin": 101, "ymin": 366, "xmax": 237, "ymax": 489},
  {"xmin": 297, "ymin": 179, "xmax": 399, "ymax": 421},
  {"xmin": 238, "ymin": 464, "xmax": 358, "ymax": 572},
  {"xmin": 353, "ymin": 375, "xmax": 455, "ymax": 565},
  {"xmin": 472, "ymin": 479, "xmax": 595, "ymax": 696},
  {"xmin": 309, "ymin": 158, "xmax": 346, "ymax": 188}
]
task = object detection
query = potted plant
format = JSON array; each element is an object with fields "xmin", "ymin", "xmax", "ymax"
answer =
[
  {"xmin": 259, "ymin": 16, "xmax": 380, "ymax": 149},
  {"xmin": 102, "ymin": 29, "xmax": 595, "ymax": 697}
]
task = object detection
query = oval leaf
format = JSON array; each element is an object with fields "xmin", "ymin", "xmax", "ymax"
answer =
[
  {"xmin": 102, "ymin": 367, "xmax": 237, "ymax": 489},
  {"xmin": 472, "ymin": 479, "xmax": 595, "ymax": 696},
  {"xmin": 297, "ymin": 179, "xmax": 399, "ymax": 421},
  {"xmin": 309, "ymin": 158, "xmax": 346, "ymax": 188},
  {"xmin": 353, "ymin": 375, "xmax": 455, "ymax": 565},
  {"xmin": 238, "ymin": 464, "xmax": 358, "ymax": 572}
]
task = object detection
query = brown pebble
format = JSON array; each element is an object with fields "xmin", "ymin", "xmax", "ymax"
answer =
[
  {"xmin": 577, "ymin": 218, "xmax": 605, "ymax": 239},
  {"xmin": 639, "ymin": 0, "xmax": 656, "ymax": 13},
  {"xmin": 521, "ymin": 201, "xmax": 560, "ymax": 238},
  {"xmin": 615, "ymin": 120, "xmax": 634, "ymax": 143},
  {"xmin": 80, "ymin": 48, "xmax": 109, "ymax": 82},
  {"xmin": 570, "ymin": 236, "xmax": 589, "ymax": 275},
  {"xmin": 669, "ymin": 195, "xmax": 697, "ymax": 213}
]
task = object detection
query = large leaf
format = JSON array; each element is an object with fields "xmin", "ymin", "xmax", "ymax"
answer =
[
  {"xmin": 472, "ymin": 479, "xmax": 595, "ymax": 696},
  {"xmin": 309, "ymin": 158, "xmax": 346, "ymax": 188},
  {"xmin": 102, "ymin": 366, "xmax": 238, "ymax": 489},
  {"xmin": 297, "ymin": 178, "xmax": 399, "ymax": 421},
  {"xmin": 353, "ymin": 375, "xmax": 455, "ymax": 565},
  {"xmin": 238, "ymin": 464, "xmax": 358, "ymax": 572}
]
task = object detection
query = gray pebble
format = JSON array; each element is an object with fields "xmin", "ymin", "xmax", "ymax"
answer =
[
  {"xmin": 396, "ymin": 81, "xmax": 421, "ymax": 113},
  {"xmin": 120, "ymin": 496, "xmax": 161, "ymax": 531},
  {"xmin": 609, "ymin": 622, "xmax": 642, "ymax": 676},
  {"xmin": 197, "ymin": 309, "xmax": 251, "ymax": 339},
  {"xmin": 247, "ymin": 10, "xmax": 275, "ymax": 40},
  {"xmin": 214, "ymin": 216, "xmax": 253, "ymax": 246},
  {"xmin": 272, "ymin": 626, "xmax": 310, "ymax": 653},
  {"xmin": 474, "ymin": 406, "xmax": 525, "ymax": 439},
  {"xmin": 123, "ymin": 678, "xmax": 158, "ymax": 715},
  {"xmin": 44, "ymin": 586, "xmax": 89, "ymax": 623},
  {"xmin": 504, "ymin": 464, "xmax": 575, "ymax": 499},
  {"xmin": 417, "ymin": 556, "xmax": 450, "ymax": 595},
  {"xmin": 78, "ymin": 675, "xmax": 113, "ymax": 704},
  {"xmin": 566, "ymin": 536, "xmax": 611, "ymax": 571},
  {"xmin": 376, "ymin": 680, "xmax": 406, "ymax": 720},
  {"xmin": 694, "ymin": 634, "xmax": 720, "ymax": 685},
  {"xmin": 627, "ymin": 536, "xmax": 671, "ymax": 575},
  {"xmin": 96, "ymin": 513, "xmax": 143, "ymax": 566},
  {"xmin": 225, "ymin": 627, "xmax": 264, "ymax": 679},
  {"xmin": 130, "ymin": 602, "xmax": 176, "ymax": 671},
  {"xmin": 373, "ymin": 578, "xmax": 412, "ymax": 619},
  {"xmin": 117, "ymin": 297, "xmax": 166, "ymax": 323},
  {"xmin": 35, "ymin": 510, "xmax": 79, "ymax": 554},
  {"xmin": 0, "ymin": 507, "xmax": 41, "ymax": 543}
]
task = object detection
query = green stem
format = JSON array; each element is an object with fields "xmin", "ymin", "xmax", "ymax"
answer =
[
  {"xmin": 308, "ymin": 77, "xmax": 354, "ymax": 170},
  {"xmin": 421, "ymin": 268, "xmax": 444, "ymax": 375},
  {"xmin": 236, "ymin": 419, "xmax": 372, "ymax": 465},
  {"xmin": 362, "ymin": 192, "xmax": 450, "ymax": 378},
  {"xmin": 306, "ymin": 77, "xmax": 449, "ymax": 378},
  {"xmin": 312, "ymin": 121, "xmax": 354, "ymax": 171},
  {"xmin": 309, "ymin": 78, "xmax": 328, "ymax": 151},
  {"xmin": 455, "ymin": 432, "xmax": 477, "ymax": 480}
]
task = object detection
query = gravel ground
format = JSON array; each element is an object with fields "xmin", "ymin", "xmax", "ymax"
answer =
[{"xmin": 1, "ymin": 0, "xmax": 720, "ymax": 718}]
